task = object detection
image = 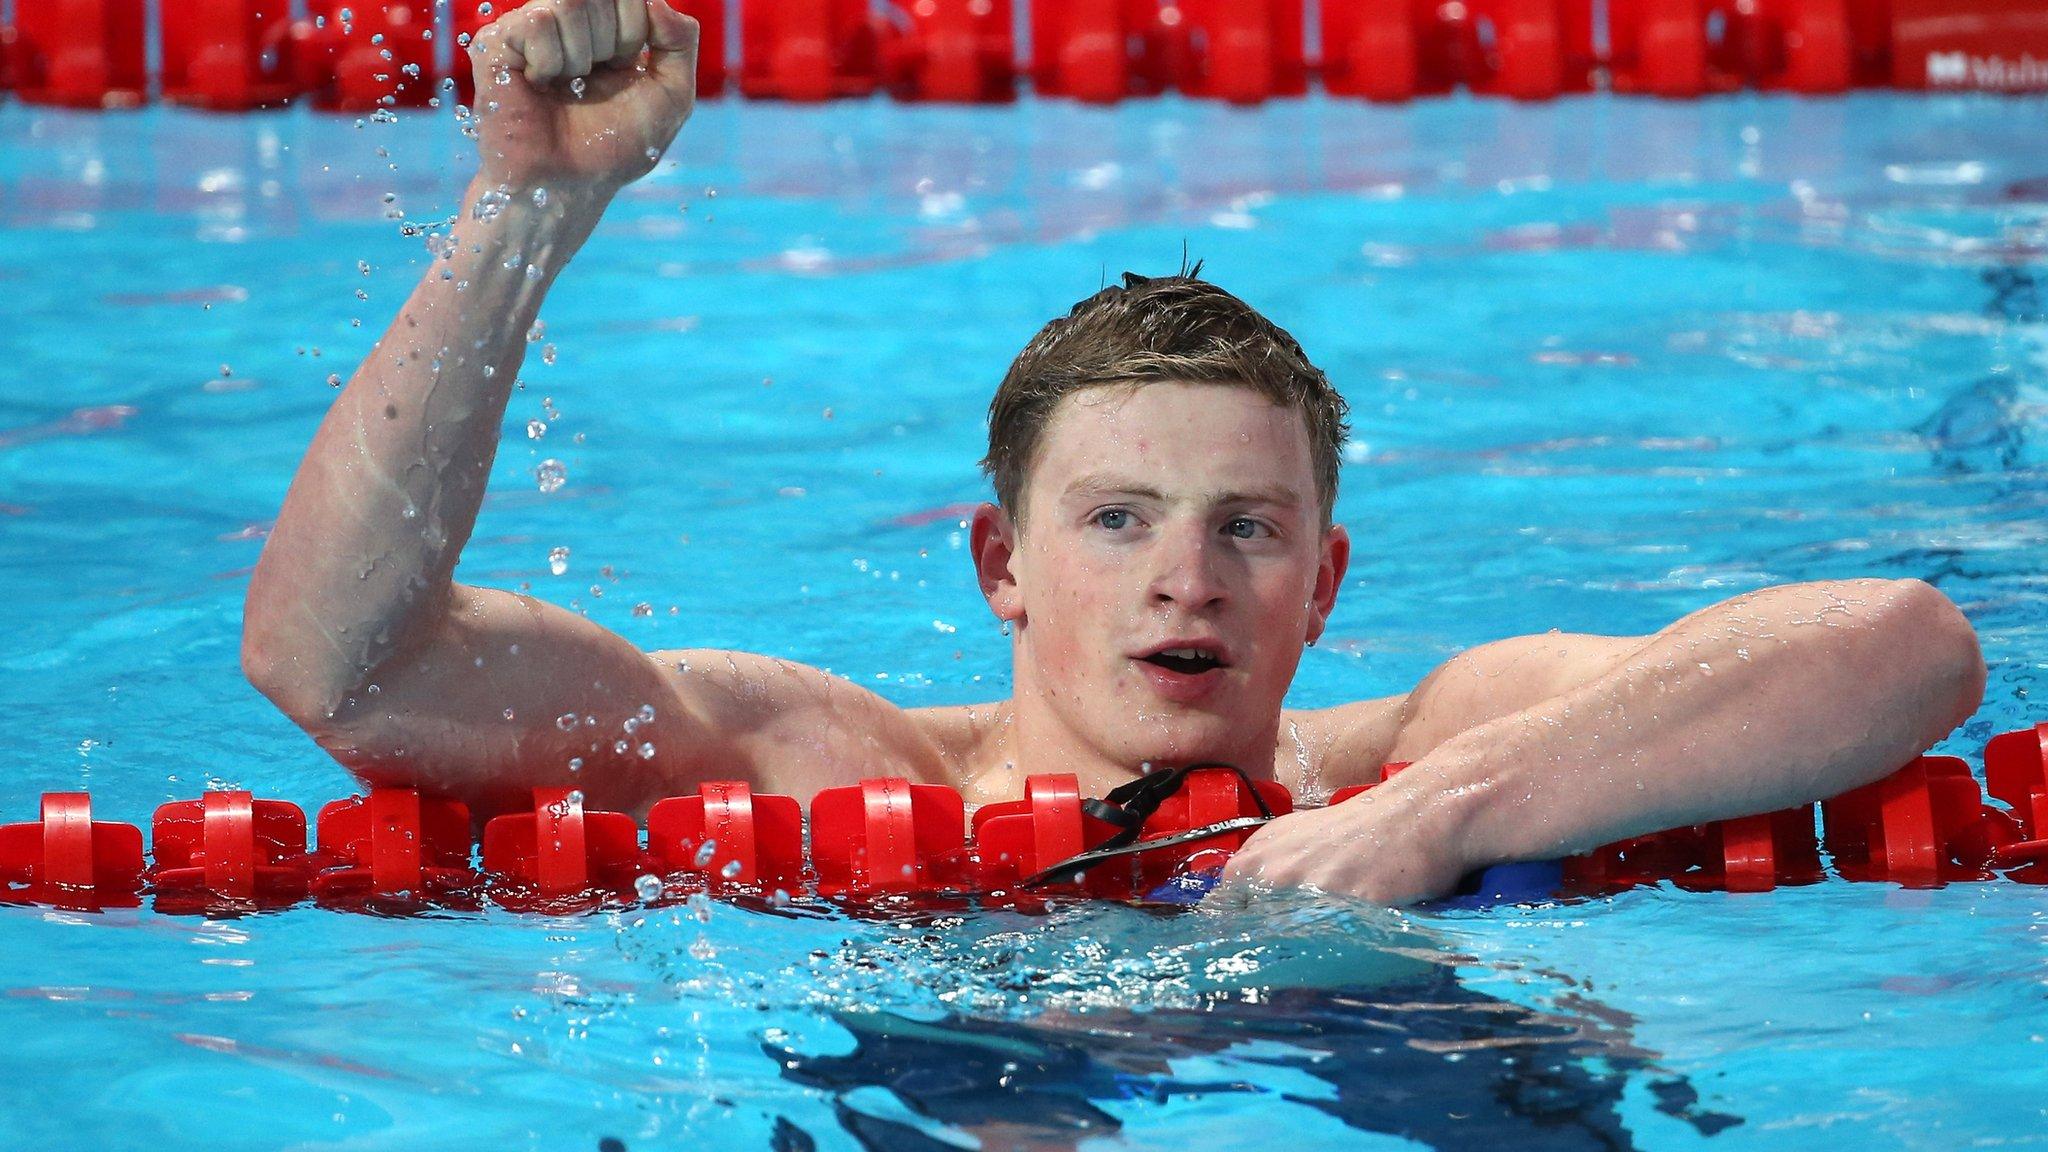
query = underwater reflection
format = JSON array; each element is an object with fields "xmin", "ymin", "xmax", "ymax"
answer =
[{"xmin": 765, "ymin": 964, "xmax": 1741, "ymax": 1152}]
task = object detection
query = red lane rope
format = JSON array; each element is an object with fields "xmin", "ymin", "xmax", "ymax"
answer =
[
  {"xmin": 3, "ymin": 0, "xmax": 2041, "ymax": 113},
  {"xmin": 2, "ymin": 724, "xmax": 2045, "ymax": 915}
]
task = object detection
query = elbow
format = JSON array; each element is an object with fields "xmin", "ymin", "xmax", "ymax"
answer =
[
  {"xmin": 241, "ymin": 613, "xmax": 349, "ymax": 729},
  {"xmin": 1877, "ymin": 578, "xmax": 1986, "ymax": 739},
  {"xmin": 241, "ymin": 632, "xmax": 327, "ymax": 727}
]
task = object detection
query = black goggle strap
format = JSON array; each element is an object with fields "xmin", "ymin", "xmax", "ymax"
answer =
[
  {"xmin": 1018, "ymin": 816, "xmax": 1274, "ymax": 888},
  {"xmin": 1020, "ymin": 762, "xmax": 1277, "ymax": 889}
]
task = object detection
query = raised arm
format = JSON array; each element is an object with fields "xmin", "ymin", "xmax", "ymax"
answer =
[{"xmin": 242, "ymin": 0, "xmax": 919, "ymax": 818}]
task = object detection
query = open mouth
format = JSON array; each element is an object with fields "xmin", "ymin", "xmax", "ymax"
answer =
[{"xmin": 1141, "ymin": 648, "xmax": 1226, "ymax": 675}]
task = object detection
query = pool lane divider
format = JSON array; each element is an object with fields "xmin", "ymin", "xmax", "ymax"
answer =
[
  {"xmin": 5, "ymin": 0, "xmax": 2044, "ymax": 113},
  {"xmin": 2, "ymin": 722, "xmax": 2045, "ymax": 916}
]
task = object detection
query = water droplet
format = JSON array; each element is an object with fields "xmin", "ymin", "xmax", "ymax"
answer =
[
  {"xmin": 526, "ymin": 418, "xmax": 547, "ymax": 440},
  {"xmin": 541, "ymin": 344, "xmax": 557, "ymax": 366},
  {"xmin": 632, "ymin": 602, "xmax": 653, "ymax": 618},
  {"xmin": 693, "ymin": 839, "xmax": 719, "ymax": 868},
  {"xmin": 535, "ymin": 459, "xmax": 566, "ymax": 493},
  {"xmin": 502, "ymin": 708, "xmax": 516, "ymax": 720},
  {"xmin": 526, "ymin": 320, "xmax": 545, "ymax": 344},
  {"xmin": 634, "ymin": 873, "xmax": 663, "ymax": 902},
  {"xmin": 567, "ymin": 757, "xmax": 583, "ymax": 772},
  {"xmin": 556, "ymin": 711, "xmax": 579, "ymax": 731},
  {"xmin": 357, "ymin": 259, "xmax": 373, "ymax": 275},
  {"xmin": 638, "ymin": 742, "xmax": 656, "ymax": 759},
  {"xmin": 548, "ymin": 545, "xmax": 570, "ymax": 575},
  {"xmin": 569, "ymin": 76, "xmax": 587, "ymax": 98},
  {"xmin": 720, "ymin": 858, "xmax": 743, "ymax": 879},
  {"xmin": 472, "ymin": 186, "xmax": 511, "ymax": 223},
  {"xmin": 637, "ymin": 704, "xmax": 656, "ymax": 723},
  {"xmin": 531, "ymin": 187, "xmax": 548, "ymax": 208},
  {"xmin": 688, "ymin": 936, "xmax": 716, "ymax": 959}
]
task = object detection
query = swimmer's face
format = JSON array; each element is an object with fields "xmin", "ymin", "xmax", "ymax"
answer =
[{"xmin": 972, "ymin": 381, "xmax": 1348, "ymax": 771}]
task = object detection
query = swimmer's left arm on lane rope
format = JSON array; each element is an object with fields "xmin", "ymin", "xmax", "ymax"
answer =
[{"xmin": 1223, "ymin": 579, "xmax": 1985, "ymax": 904}]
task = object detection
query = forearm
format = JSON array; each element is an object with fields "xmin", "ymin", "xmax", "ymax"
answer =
[
  {"xmin": 243, "ymin": 178, "xmax": 607, "ymax": 719},
  {"xmin": 1407, "ymin": 580, "xmax": 1987, "ymax": 868}
]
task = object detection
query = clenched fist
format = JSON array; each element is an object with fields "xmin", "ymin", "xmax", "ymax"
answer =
[{"xmin": 468, "ymin": 0, "xmax": 699, "ymax": 197}]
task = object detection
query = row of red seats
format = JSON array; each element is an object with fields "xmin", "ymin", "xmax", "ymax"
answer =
[
  {"xmin": 1, "ymin": 0, "xmax": 2039, "ymax": 112},
  {"xmin": 4, "ymin": 722, "xmax": 2045, "ymax": 916}
]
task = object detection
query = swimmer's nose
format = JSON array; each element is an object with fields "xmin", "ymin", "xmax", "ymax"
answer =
[{"xmin": 1147, "ymin": 522, "xmax": 1229, "ymax": 610}]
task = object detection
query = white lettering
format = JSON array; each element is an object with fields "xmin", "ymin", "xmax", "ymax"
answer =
[
  {"xmin": 1926, "ymin": 52, "xmax": 1968, "ymax": 83},
  {"xmin": 1924, "ymin": 51, "xmax": 2048, "ymax": 91}
]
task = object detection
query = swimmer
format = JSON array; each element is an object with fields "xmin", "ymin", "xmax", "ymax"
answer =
[{"xmin": 240, "ymin": 0, "xmax": 1987, "ymax": 905}]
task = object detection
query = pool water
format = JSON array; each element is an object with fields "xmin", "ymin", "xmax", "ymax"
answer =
[{"xmin": 2, "ymin": 91, "xmax": 2045, "ymax": 1150}]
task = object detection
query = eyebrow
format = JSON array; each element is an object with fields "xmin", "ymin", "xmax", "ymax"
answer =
[{"xmin": 1062, "ymin": 471, "xmax": 1303, "ymax": 509}]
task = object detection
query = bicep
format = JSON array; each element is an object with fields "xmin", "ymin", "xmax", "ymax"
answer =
[
  {"xmin": 1385, "ymin": 630, "xmax": 1653, "ymax": 763},
  {"xmin": 308, "ymin": 584, "xmax": 944, "ymax": 819},
  {"xmin": 307, "ymin": 583, "xmax": 702, "ymax": 818}
]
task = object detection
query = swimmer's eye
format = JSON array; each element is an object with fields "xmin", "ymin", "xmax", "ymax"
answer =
[{"xmin": 1224, "ymin": 517, "xmax": 1272, "ymax": 540}]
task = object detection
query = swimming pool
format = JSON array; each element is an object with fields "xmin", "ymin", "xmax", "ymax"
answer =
[{"xmin": 2, "ymin": 89, "xmax": 2045, "ymax": 1149}]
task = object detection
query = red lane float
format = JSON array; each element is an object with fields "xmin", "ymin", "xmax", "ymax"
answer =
[
  {"xmin": 150, "ymin": 790, "xmax": 316, "ymax": 912},
  {"xmin": 1323, "ymin": 0, "xmax": 1590, "ymax": 103},
  {"xmin": 1606, "ymin": 0, "xmax": 1883, "ymax": 96},
  {"xmin": 289, "ymin": 0, "xmax": 438, "ymax": 113},
  {"xmin": 481, "ymin": 786, "xmax": 644, "ymax": 910},
  {"xmin": 810, "ymin": 777, "xmax": 971, "ymax": 895},
  {"xmin": 0, "ymin": 794, "xmax": 145, "ymax": 910},
  {"xmin": 1985, "ymin": 721, "xmax": 2048, "ymax": 877},
  {"xmin": 741, "ymin": 0, "xmax": 885, "ymax": 101},
  {"xmin": 160, "ymin": 0, "xmax": 299, "ymax": 110},
  {"xmin": 1172, "ymin": 0, "xmax": 1311, "ymax": 103},
  {"xmin": 313, "ymin": 789, "xmax": 481, "ymax": 907},
  {"xmin": 880, "ymin": 0, "xmax": 1018, "ymax": 102},
  {"xmin": 4, "ymin": 724, "xmax": 2047, "ymax": 916},
  {"xmin": 973, "ymin": 773, "xmax": 1115, "ymax": 894},
  {"xmin": 10, "ymin": 0, "xmax": 148, "ymax": 109},
  {"xmin": 1030, "ymin": 0, "xmax": 1176, "ymax": 102},
  {"xmin": 649, "ymin": 780, "xmax": 805, "ymax": 892}
]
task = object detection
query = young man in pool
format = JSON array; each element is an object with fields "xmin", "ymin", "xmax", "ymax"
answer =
[{"xmin": 241, "ymin": 0, "xmax": 1987, "ymax": 905}]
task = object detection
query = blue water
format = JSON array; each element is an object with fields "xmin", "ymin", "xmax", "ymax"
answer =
[{"xmin": 2, "ymin": 91, "xmax": 2046, "ymax": 1150}]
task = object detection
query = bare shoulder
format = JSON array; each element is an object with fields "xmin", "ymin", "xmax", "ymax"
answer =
[
  {"xmin": 1278, "ymin": 693, "xmax": 1410, "ymax": 798},
  {"xmin": 906, "ymin": 700, "xmax": 1017, "ymax": 802},
  {"xmin": 649, "ymin": 648, "xmax": 955, "ymax": 797}
]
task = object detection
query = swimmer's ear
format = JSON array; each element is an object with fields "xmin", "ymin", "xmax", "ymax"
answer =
[
  {"xmin": 1308, "ymin": 524, "xmax": 1350, "ymax": 647},
  {"xmin": 970, "ymin": 502, "xmax": 1024, "ymax": 626}
]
